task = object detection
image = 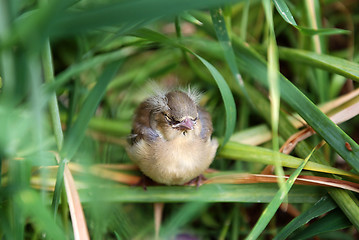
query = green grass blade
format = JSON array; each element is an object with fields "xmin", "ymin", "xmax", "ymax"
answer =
[
  {"xmin": 160, "ymin": 202, "xmax": 209, "ymax": 238},
  {"xmin": 45, "ymin": 48, "xmax": 134, "ymax": 92},
  {"xmin": 292, "ymin": 208, "xmax": 352, "ymax": 240},
  {"xmin": 329, "ymin": 189, "xmax": 359, "ymax": 231},
  {"xmin": 2, "ymin": 1, "xmax": 71, "ymax": 48},
  {"xmin": 296, "ymin": 26, "xmax": 350, "ymax": 36},
  {"xmin": 62, "ymin": 61, "xmax": 122, "ymax": 159},
  {"xmin": 245, "ymin": 145, "xmax": 317, "ymax": 240},
  {"xmin": 78, "ymin": 184, "xmax": 324, "ymax": 203},
  {"xmin": 15, "ymin": 190, "xmax": 66, "ymax": 240},
  {"xmin": 274, "ymin": 196, "xmax": 337, "ymax": 240},
  {"xmin": 42, "ymin": 40, "xmax": 63, "ymax": 150},
  {"xmin": 272, "ymin": 0, "xmax": 297, "ymax": 26},
  {"xmin": 262, "ymin": 0, "xmax": 284, "ymax": 185},
  {"xmin": 304, "ymin": 0, "xmax": 328, "ymax": 102},
  {"xmin": 220, "ymin": 141, "xmax": 358, "ymax": 180},
  {"xmin": 0, "ymin": 0, "xmax": 16, "ymax": 103},
  {"xmin": 277, "ymin": 46, "xmax": 359, "ymax": 82},
  {"xmin": 210, "ymin": 8, "xmax": 249, "ymax": 102},
  {"xmin": 51, "ymin": 158, "xmax": 67, "ymax": 217},
  {"xmin": 272, "ymin": 0, "xmax": 348, "ymax": 36},
  {"xmin": 240, "ymin": 1, "xmax": 250, "ymax": 41},
  {"xmin": 52, "ymin": 0, "xmax": 243, "ymax": 37},
  {"xmin": 53, "ymin": 61, "xmax": 120, "ymax": 212},
  {"xmin": 42, "ymin": 39, "xmax": 69, "ymax": 219},
  {"xmin": 52, "ymin": 61, "xmax": 121, "ymax": 219},
  {"xmin": 194, "ymin": 54, "xmax": 236, "ymax": 146},
  {"xmin": 108, "ymin": 49, "xmax": 181, "ymax": 90},
  {"xmin": 181, "ymin": 11, "xmax": 203, "ymax": 26}
]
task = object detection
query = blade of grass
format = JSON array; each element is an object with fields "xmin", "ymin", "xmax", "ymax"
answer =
[
  {"xmin": 42, "ymin": 40, "xmax": 63, "ymax": 150},
  {"xmin": 292, "ymin": 208, "xmax": 351, "ymax": 239},
  {"xmin": 180, "ymin": 11, "xmax": 203, "ymax": 26},
  {"xmin": 52, "ymin": 0, "xmax": 243, "ymax": 37},
  {"xmin": 45, "ymin": 48, "xmax": 134, "ymax": 93},
  {"xmin": 61, "ymin": 61, "xmax": 122, "ymax": 159},
  {"xmin": 282, "ymin": 101, "xmax": 359, "ymax": 154},
  {"xmin": 108, "ymin": 49, "xmax": 181, "ymax": 90},
  {"xmin": 262, "ymin": 0, "xmax": 284, "ymax": 187},
  {"xmin": 78, "ymin": 184, "xmax": 324, "ymax": 203},
  {"xmin": 272, "ymin": 0, "xmax": 349, "ymax": 36},
  {"xmin": 15, "ymin": 189, "xmax": 66, "ymax": 240},
  {"xmin": 1, "ymin": 0, "xmax": 71, "ymax": 50},
  {"xmin": 245, "ymin": 143, "xmax": 321, "ymax": 240},
  {"xmin": 64, "ymin": 164, "xmax": 90, "ymax": 240},
  {"xmin": 240, "ymin": 1, "xmax": 251, "ymax": 41},
  {"xmin": 51, "ymin": 157, "xmax": 67, "ymax": 217},
  {"xmin": 297, "ymin": 26, "xmax": 350, "ymax": 36},
  {"xmin": 210, "ymin": 8, "xmax": 250, "ymax": 104},
  {"xmin": 274, "ymin": 195, "xmax": 337, "ymax": 240},
  {"xmin": 218, "ymin": 210, "xmax": 233, "ymax": 240},
  {"xmin": 194, "ymin": 54, "xmax": 236, "ymax": 146},
  {"xmin": 230, "ymin": 124, "xmax": 272, "ymax": 146},
  {"xmin": 304, "ymin": 0, "xmax": 328, "ymax": 102},
  {"xmin": 160, "ymin": 202, "xmax": 209, "ymax": 239},
  {"xmin": 272, "ymin": 0, "xmax": 297, "ymax": 26},
  {"xmin": 52, "ymin": 61, "xmax": 122, "ymax": 221},
  {"xmin": 205, "ymin": 174, "xmax": 359, "ymax": 193},
  {"xmin": 41, "ymin": 39, "xmax": 68, "ymax": 220},
  {"xmin": 276, "ymin": 46, "xmax": 359, "ymax": 82},
  {"xmin": 0, "ymin": 0, "xmax": 16, "ymax": 103},
  {"xmin": 38, "ymin": 162, "xmax": 357, "ymax": 194},
  {"xmin": 154, "ymin": 202, "xmax": 164, "ymax": 240}
]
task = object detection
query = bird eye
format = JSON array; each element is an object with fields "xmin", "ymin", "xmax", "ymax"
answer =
[
  {"xmin": 164, "ymin": 114, "xmax": 171, "ymax": 122},
  {"xmin": 163, "ymin": 113, "xmax": 181, "ymax": 125}
]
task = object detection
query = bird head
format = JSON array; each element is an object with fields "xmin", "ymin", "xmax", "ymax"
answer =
[
  {"xmin": 148, "ymin": 90, "xmax": 199, "ymax": 138},
  {"xmin": 163, "ymin": 91, "xmax": 198, "ymax": 131}
]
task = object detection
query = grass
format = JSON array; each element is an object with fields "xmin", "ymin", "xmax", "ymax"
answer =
[{"xmin": 0, "ymin": 0, "xmax": 359, "ymax": 239}]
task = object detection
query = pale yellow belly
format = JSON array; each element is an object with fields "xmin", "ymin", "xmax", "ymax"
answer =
[{"xmin": 127, "ymin": 136, "xmax": 218, "ymax": 185}]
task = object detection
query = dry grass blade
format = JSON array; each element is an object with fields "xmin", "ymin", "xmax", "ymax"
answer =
[
  {"xmin": 204, "ymin": 174, "xmax": 359, "ymax": 193},
  {"xmin": 230, "ymin": 124, "xmax": 272, "ymax": 146},
  {"xmin": 330, "ymin": 101, "xmax": 359, "ymax": 125},
  {"xmin": 88, "ymin": 130, "xmax": 128, "ymax": 146},
  {"xmin": 94, "ymin": 163, "xmax": 139, "ymax": 171},
  {"xmin": 280, "ymin": 128, "xmax": 315, "ymax": 154},
  {"xmin": 320, "ymin": 88, "xmax": 359, "ymax": 115},
  {"xmin": 290, "ymin": 88, "xmax": 359, "ymax": 128},
  {"xmin": 154, "ymin": 202, "xmax": 164, "ymax": 240},
  {"xmin": 281, "ymin": 95, "xmax": 359, "ymax": 154},
  {"xmin": 69, "ymin": 163, "xmax": 141, "ymax": 185},
  {"xmin": 64, "ymin": 163, "xmax": 90, "ymax": 240}
]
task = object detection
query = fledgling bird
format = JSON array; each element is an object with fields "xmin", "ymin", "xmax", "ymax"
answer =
[{"xmin": 126, "ymin": 88, "xmax": 218, "ymax": 185}]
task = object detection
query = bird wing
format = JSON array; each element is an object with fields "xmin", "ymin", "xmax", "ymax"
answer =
[
  {"xmin": 130, "ymin": 101, "xmax": 159, "ymax": 144},
  {"xmin": 197, "ymin": 106, "xmax": 213, "ymax": 140}
]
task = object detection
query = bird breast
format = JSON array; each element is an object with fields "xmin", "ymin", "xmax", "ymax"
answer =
[{"xmin": 127, "ymin": 132, "xmax": 218, "ymax": 185}]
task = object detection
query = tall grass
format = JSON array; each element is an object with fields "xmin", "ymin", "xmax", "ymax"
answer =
[{"xmin": 0, "ymin": 0, "xmax": 359, "ymax": 239}]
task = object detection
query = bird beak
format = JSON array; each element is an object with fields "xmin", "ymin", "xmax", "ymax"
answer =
[{"xmin": 173, "ymin": 118, "xmax": 195, "ymax": 130}]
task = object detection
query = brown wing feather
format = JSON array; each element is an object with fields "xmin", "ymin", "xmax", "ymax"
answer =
[
  {"xmin": 197, "ymin": 107, "xmax": 213, "ymax": 140},
  {"xmin": 130, "ymin": 101, "xmax": 159, "ymax": 144}
]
